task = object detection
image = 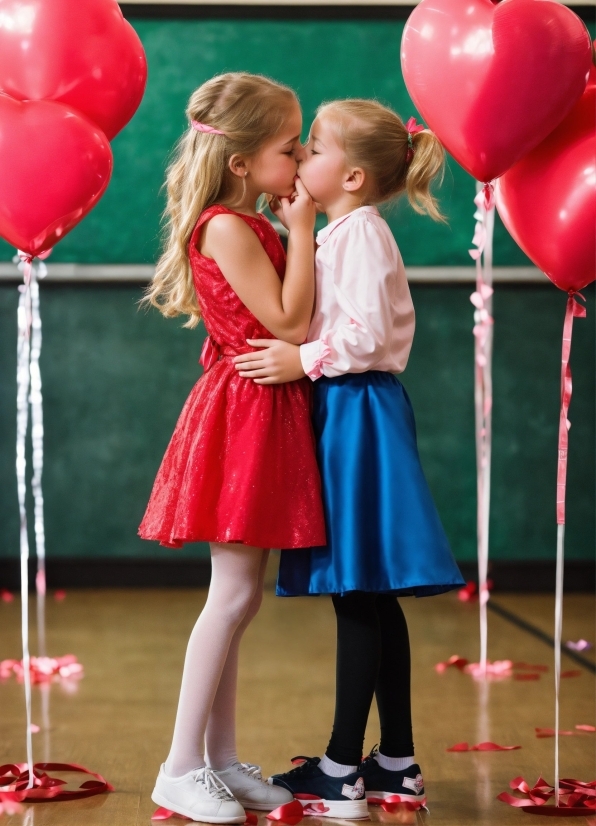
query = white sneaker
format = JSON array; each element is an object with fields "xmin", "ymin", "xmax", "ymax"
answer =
[
  {"xmin": 216, "ymin": 762, "xmax": 294, "ymax": 811},
  {"xmin": 152, "ymin": 764, "xmax": 246, "ymax": 823}
]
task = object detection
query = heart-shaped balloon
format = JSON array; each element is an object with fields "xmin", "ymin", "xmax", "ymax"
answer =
[
  {"xmin": 496, "ymin": 62, "xmax": 596, "ymax": 293},
  {"xmin": 401, "ymin": 0, "xmax": 592, "ymax": 182},
  {"xmin": 0, "ymin": 95, "xmax": 113, "ymax": 256},
  {"xmin": 0, "ymin": 0, "xmax": 147, "ymax": 140}
]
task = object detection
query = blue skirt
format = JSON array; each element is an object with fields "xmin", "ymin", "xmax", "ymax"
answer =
[{"xmin": 277, "ymin": 372, "xmax": 465, "ymax": 597}]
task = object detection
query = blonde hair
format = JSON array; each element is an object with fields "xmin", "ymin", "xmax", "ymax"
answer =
[
  {"xmin": 317, "ymin": 99, "xmax": 445, "ymax": 222},
  {"xmin": 144, "ymin": 73, "xmax": 298, "ymax": 327}
]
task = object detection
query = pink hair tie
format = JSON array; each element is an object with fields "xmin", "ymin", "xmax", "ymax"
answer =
[
  {"xmin": 191, "ymin": 120, "xmax": 225, "ymax": 135},
  {"xmin": 405, "ymin": 116, "xmax": 425, "ymax": 163}
]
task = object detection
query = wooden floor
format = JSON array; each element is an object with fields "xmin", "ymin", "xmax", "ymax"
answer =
[{"xmin": 1, "ymin": 558, "xmax": 594, "ymax": 826}]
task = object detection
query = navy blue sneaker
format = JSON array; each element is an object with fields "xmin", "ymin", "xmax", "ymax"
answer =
[
  {"xmin": 358, "ymin": 750, "xmax": 425, "ymax": 806},
  {"xmin": 269, "ymin": 757, "xmax": 368, "ymax": 819}
]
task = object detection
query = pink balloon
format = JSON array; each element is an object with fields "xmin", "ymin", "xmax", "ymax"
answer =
[
  {"xmin": 0, "ymin": 0, "xmax": 147, "ymax": 140},
  {"xmin": 496, "ymin": 63, "xmax": 596, "ymax": 293},
  {"xmin": 0, "ymin": 95, "xmax": 113, "ymax": 256},
  {"xmin": 401, "ymin": 0, "xmax": 592, "ymax": 182}
]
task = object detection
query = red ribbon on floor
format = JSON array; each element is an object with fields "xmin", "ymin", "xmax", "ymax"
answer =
[
  {"xmin": 0, "ymin": 654, "xmax": 83, "ymax": 684},
  {"xmin": 447, "ymin": 741, "xmax": 521, "ymax": 752},
  {"xmin": 537, "ymin": 726, "xmax": 596, "ymax": 738},
  {"xmin": 365, "ymin": 795, "xmax": 426, "ymax": 812},
  {"xmin": 0, "ymin": 762, "xmax": 113, "ymax": 801},
  {"xmin": 266, "ymin": 800, "xmax": 304, "ymax": 824},
  {"xmin": 497, "ymin": 776, "xmax": 596, "ymax": 816},
  {"xmin": 152, "ymin": 808, "xmax": 259, "ymax": 823},
  {"xmin": 434, "ymin": 655, "xmax": 469, "ymax": 673}
]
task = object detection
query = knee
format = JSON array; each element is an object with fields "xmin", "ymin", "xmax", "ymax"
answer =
[
  {"xmin": 206, "ymin": 582, "xmax": 259, "ymax": 629},
  {"xmin": 239, "ymin": 587, "xmax": 263, "ymax": 629}
]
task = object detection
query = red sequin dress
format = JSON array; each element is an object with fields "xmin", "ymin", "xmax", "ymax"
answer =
[{"xmin": 139, "ymin": 205, "xmax": 326, "ymax": 549}]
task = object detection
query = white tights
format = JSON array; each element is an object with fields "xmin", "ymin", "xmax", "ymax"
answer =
[{"xmin": 164, "ymin": 543, "xmax": 269, "ymax": 777}]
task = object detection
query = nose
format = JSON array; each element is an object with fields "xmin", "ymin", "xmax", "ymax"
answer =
[{"xmin": 294, "ymin": 144, "xmax": 306, "ymax": 164}]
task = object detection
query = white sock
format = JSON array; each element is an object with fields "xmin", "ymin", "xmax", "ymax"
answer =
[
  {"xmin": 375, "ymin": 752, "xmax": 415, "ymax": 772},
  {"xmin": 164, "ymin": 544, "xmax": 268, "ymax": 778},
  {"xmin": 319, "ymin": 755, "xmax": 358, "ymax": 777}
]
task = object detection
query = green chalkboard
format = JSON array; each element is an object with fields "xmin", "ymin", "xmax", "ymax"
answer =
[
  {"xmin": 5, "ymin": 15, "xmax": 593, "ymax": 266},
  {"xmin": 0, "ymin": 282, "xmax": 593, "ymax": 562}
]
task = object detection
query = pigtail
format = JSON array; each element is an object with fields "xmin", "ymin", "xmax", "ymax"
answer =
[{"xmin": 405, "ymin": 130, "xmax": 445, "ymax": 223}]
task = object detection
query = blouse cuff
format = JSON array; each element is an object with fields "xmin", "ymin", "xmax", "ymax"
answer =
[{"xmin": 300, "ymin": 338, "xmax": 333, "ymax": 381}]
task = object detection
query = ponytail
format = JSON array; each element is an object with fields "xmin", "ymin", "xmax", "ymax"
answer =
[
  {"xmin": 405, "ymin": 129, "xmax": 445, "ymax": 222},
  {"xmin": 317, "ymin": 99, "xmax": 446, "ymax": 223}
]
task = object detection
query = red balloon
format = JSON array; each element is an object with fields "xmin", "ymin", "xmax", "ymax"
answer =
[
  {"xmin": 0, "ymin": 95, "xmax": 113, "ymax": 256},
  {"xmin": 401, "ymin": 0, "xmax": 592, "ymax": 182},
  {"xmin": 0, "ymin": 0, "xmax": 147, "ymax": 140},
  {"xmin": 496, "ymin": 63, "xmax": 596, "ymax": 293}
]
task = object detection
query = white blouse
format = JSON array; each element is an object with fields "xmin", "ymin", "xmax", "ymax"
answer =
[{"xmin": 299, "ymin": 206, "xmax": 416, "ymax": 380}]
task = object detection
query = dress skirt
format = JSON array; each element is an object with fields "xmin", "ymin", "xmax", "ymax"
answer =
[
  {"xmin": 276, "ymin": 371, "xmax": 465, "ymax": 596},
  {"xmin": 139, "ymin": 357, "xmax": 326, "ymax": 550}
]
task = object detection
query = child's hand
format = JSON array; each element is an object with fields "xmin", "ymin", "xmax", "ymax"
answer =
[
  {"xmin": 234, "ymin": 339, "xmax": 306, "ymax": 384},
  {"xmin": 283, "ymin": 177, "xmax": 316, "ymax": 233},
  {"xmin": 267, "ymin": 194, "xmax": 289, "ymax": 230}
]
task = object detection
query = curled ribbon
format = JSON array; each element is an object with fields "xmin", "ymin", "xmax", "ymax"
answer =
[
  {"xmin": 557, "ymin": 292, "xmax": 586, "ymax": 526},
  {"xmin": 497, "ymin": 776, "xmax": 596, "ymax": 815},
  {"xmin": 0, "ymin": 762, "xmax": 113, "ymax": 802},
  {"xmin": 468, "ymin": 182, "xmax": 496, "ymax": 676}
]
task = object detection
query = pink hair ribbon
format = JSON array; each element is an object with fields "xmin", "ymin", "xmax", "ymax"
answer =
[
  {"xmin": 405, "ymin": 116, "xmax": 425, "ymax": 136},
  {"xmin": 405, "ymin": 117, "xmax": 425, "ymax": 163},
  {"xmin": 191, "ymin": 120, "xmax": 225, "ymax": 135}
]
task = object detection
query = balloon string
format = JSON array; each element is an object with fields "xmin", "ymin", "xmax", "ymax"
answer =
[
  {"xmin": 470, "ymin": 182, "xmax": 495, "ymax": 677},
  {"xmin": 16, "ymin": 255, "xmax": 34, "ymax": 788},
  {"xmin": 30, "ymin": 262, "xmax": 47, "ymax": 657},
  {"xmin": 553, "ymin": 292, "xmax": 586, "ymax": 805}
]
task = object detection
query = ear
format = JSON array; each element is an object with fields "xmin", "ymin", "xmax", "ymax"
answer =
[
  {"xmin": 228, "ymin": 153, "xmax": 248, "ymax": 179},
  {"xmin": 343, "ymin": 167, "xmax": 366, "ymax": 193}
]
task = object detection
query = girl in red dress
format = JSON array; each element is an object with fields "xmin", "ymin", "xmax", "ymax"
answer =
[{"xmin": 139, "ymin": 73, "xmax": 325, "ymax": 823}]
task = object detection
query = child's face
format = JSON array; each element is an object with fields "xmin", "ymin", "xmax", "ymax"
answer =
[
  {"xmin": 298, "ymin": 116, "xmax": 349, "ymax": 208},
  {"xmin": 248, "ymin": 102, "xmax": 305, "ymax": 198}
]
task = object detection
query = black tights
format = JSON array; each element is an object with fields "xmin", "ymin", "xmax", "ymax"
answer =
[{"xmin": 325, "ymin": 592, "xmax": 413, "ymax": 766}]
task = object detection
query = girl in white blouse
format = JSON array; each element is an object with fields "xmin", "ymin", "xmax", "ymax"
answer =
[{"xmin": 235, "ymin": 99, "xmax": 464, "ymax": 817}]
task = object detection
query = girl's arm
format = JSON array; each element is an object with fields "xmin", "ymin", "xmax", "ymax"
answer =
[
  {"xmin": 235, "ymin": 215, "xmax": 414, "ymax": 384},
  {"xmin": 300, "ymin": 217, "xmax": 411, "ymax": 378},
  {"xmin": 200, "ymin": 179, "xmax": 316, "ymax": 345}
]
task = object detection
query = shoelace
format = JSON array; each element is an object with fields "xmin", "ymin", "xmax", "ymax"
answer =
[
  {"xmin": 238, "ymin": 763, "xmax": 265, "ymax": 783},
  {"xmin": 193, "ymin": 767, "xmax": 235, "ymax": 800},
  {"xmin": 360, "ymin": 744, "xmax": 379, "ymax": 767},
  {"xmin": 284, "ymin": 756, "xmax": 318, "ymax": 776}
]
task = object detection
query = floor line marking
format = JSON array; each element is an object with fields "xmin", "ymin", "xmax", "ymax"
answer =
[{"xmin": 487, "ymin": 599, "xmax": 595, "ymax": 675}]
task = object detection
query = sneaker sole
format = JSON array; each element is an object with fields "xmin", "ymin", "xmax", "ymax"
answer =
[
  {"xmin": 234, "ymin": 799, "xmax": 293, "ymax": 812},
  {"xmin": 365, "ymin": 791, "xmax": 426, "ymax": 806},
  {"xmin": 151, "ymin": 790, "xmax": 246, "ymax": 823},
  {"xmin": 296, "ymin": 796, "xmax": 369, "ymax": 819}
]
